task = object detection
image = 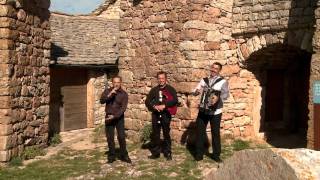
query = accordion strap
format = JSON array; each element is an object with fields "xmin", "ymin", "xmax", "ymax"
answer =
[{"xmin": 203, "ymin": 77, "xmax": 223, "ymax": 88}]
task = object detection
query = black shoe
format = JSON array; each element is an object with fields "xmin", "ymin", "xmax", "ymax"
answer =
[
  {"xmin": 148, "ymin": 154, "xmax": 160, "ymax": 159},
  {"xmin": 164, "ymin": 153, "xmax": 172, "ymax": 161},
  {"xmin": 107, "ymin": 158, "xmax": 116, "ymax": 164},
  {"xmin": 195, "ymin": 155, "xmax": 203, "ymax": 161},
  {"xmin": 120, "ymin": 156, "xmax": 132, "ymax": 164},
  {"xmin": 212, "ymin": 156, "xmax": 222, "ymax": 163}
]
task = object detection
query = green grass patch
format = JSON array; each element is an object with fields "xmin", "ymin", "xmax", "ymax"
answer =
[
  {"xmin": 231, "ymin": 139, "xmax": 251, "ymax": 151},
  {"xmin": 254, "ymin": 143, "xmax": 270, "ymax": 149},
  {"xmin": 221, "ymin": 145, "xmax": 233, "ymax": 160},
  {"xmin": 0, "ymin": 137, "xmax": 269, "ymax": 180},
  {"xmin": 21, "ymin": 146, "xmax": 46, "ymax": 160},
  {"xmin": 127, "ymin": 141, "xmax": 142, "ymax": 152},
  {"xmin": 49, "ymin": 133, "xmax": 62, "ymax": 146},
  {"xmin": 8, "ymin": 157, "xmax": 23, "ymax": 167},
  {"xmin": 0, "ymin": 149, "xmax": 103, "ymax": 180},
  {"xmin": 139, "ymin": 123, "xmax": 152, "ymax": 144},
  {"xmin": 92, "ymin": 124, "xmax": 106, "ymax": 143}
]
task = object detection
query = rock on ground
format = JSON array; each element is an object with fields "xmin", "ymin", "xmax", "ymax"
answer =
[{"xmin": 205, "ymin": 148, "xmax": 320, "ymax": 180}]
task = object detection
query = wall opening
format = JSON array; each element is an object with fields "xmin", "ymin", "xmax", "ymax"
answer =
[
  {"xmin": 245, "ymin": 44, "xmax": 311, "ymax": 148},
  {"xmin": 49, "ymin": 67, "xmax": 89, "ymax": 138}
]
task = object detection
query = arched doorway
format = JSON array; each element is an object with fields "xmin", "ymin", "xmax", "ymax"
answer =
[{"xmin": 245, "ymin": 44, "xmax": 311, "ymax": 148}]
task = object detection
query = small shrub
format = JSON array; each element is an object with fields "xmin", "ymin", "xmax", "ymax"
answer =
[
  {"xmin": 9, "ymin": 156, "xmax": 23, "ymax": 166},
  {"xmin": 92, "ymin": 124, "xmax": 105, "ymax": 143},
  {"xmin": 140, "ymin": 123, "xmax": 152, "ymax": 143},
  {"xmin": 93, "ymin": 124, "xmax": 104, "ymax": 133},
  {"xmin": 232, "ymin": 139, "xmax": 251, "ymax": 151},
  {"xmin": 21, "ymin": 146, "xmax": 46, "ymax": 160},
  {"xmin": 49, "ymin": 133, "xmax": 62, "ymax": 146},
  {"xmin": 255, "ymin": 143, "xmax": 270, "ymax": 149}
]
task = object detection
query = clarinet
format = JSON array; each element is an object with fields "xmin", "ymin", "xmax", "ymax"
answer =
[{"xmin": 158, "ymin": 90, "xmax": 163, "ymax": 124}]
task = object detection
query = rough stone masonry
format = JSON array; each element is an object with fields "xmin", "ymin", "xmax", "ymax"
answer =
[
  {"xmin": 1, "ymin": 0, "xmax": 320, "ymax": 162},
  {"xmin": 117, "ymin": 0, "xmax": 319, "ymax": 148},
  {"xmin": 0, "ymin": 0, "xmax": 50, "ymax": 161}
]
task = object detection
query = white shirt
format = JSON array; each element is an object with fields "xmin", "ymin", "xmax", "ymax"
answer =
[{"xmin": 193, "ymin": 75, "xmax": 229, "ymax": 115}]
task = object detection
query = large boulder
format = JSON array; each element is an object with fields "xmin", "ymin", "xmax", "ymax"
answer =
[{"xmin": 205, "ymin": 148, "xmax": 320, "ymax": 180}]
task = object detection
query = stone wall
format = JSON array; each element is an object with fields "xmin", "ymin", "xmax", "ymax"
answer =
[
  {"xmin": 118, "ymin": 0, "xmax": 241, "ymax": 143},
  {"xmin": 231, "ymin": 0, "xmax": 316, "ymax": 148},
  {"xmin": 233, "ymin": 0, "xmax": 315, "ymax": 55},
  {"xmin": 118, "ymin": 0, "xmax": 317, "ymax": 147},
  {"xmin": 93, "ymin": 0, "xmax": 123, "ymax": 20},
  {"xmin": 0, "ymin": 0, "xmax": 50, "ymax": 161},
  {"xmin": 232, "ymin": 0, "xmax": 315, "ymax": 35},
  {"xmin": 309, "ymin": 2, "xmax": 320, "ymax": 149},
  {"xmin": 50, "ymin": 13, "xmax": 119, "ymax": 65},
  {"xmin": 93, "ymin": 71, "xmax": 106, "ymax": 125}
]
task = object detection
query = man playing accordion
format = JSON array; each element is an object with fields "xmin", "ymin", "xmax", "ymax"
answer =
[{"xmin": 193, "ymin": 62, "xmax": 229, "ymax": 162}]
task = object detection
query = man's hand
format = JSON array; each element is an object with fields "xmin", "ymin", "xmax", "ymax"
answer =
[
  {"xmin": 158, "ymin": 105, "xmax": 166, "ymax": 111},
  {"xmin": 153, "ymin": 105, "xmax": 160, "ymax": 112},
  {"xmin": 153, "ymin": 105, "xmax": 165, "ymax": 112},
  {"xmin": 105, "ymin": 115, "xmax": 115, "ymax": 125},
  {"xmin": 107, "ymin": 88, "xmax": 117, "ymax": 97},
  {"xmin": 193, "ymin": 89, "xmax": 200, "ymax": 96},
  {"xmin": 106, "ymin": 115, "xmax": 114, "ymax": 120}
]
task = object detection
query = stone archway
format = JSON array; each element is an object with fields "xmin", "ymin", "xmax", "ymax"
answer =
[{"xmin": 243, "ymin": 44, "xmax": 311, "ymax": 148}]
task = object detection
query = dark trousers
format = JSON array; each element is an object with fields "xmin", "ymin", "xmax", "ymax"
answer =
[
  {"xmin": 195, "ymin": 112, "xmax": 222, "ymax": 158},
  {"xmin": 105, "ymin": 116, "xmax": 128, "ymax": 159},
  {"xmin": 151, "ymin": 111, "xmax": 172, "ymax": 156}
]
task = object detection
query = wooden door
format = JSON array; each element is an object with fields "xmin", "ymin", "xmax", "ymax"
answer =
[
  {"xmin": 50, "ymin": 67, "xmax": 88, "ymax": 132},
  {"xmin": 61, "ymin": 85, "xmax": 87, "ymax": 131}
]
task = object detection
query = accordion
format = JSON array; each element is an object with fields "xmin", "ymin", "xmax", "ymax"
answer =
[{"xmin": 199, "ymin": 87, "xmax": 221, "ymax": 115}]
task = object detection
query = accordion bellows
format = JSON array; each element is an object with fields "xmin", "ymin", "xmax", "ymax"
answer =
[{"xmin": 199, "ymin": 87, "xmax": 221, "ymax": 115}]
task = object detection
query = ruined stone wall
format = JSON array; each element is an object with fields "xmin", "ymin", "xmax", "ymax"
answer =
[
  {"xmin": 119, "ymin": 0, "xmax": 245, "ymax": 142},
  {"xmin": 233, "ymin": 0, "xmax": 315, "ymax": 35},
  {"xmin": 119, "ymin": 0, "xmax": 317, "ymax": 147},
  {"xmin": 50, "ymin": 13, "xmax": 119, "ymax": 65},
  {"xmin": 93, "ymin": 71, "xmax": 106, "ymax": 125},
  {"xmin": 309, "ymin": 2, "xmax": 320, "ymax": 149},
  {"xmin": 232, "ymin": 0, "xmax": 315, "ymax": 58},
  {"xmin": 0, "ymin": 0, "xmax": 50, "ymax": 161},
  {"xmin": 96, "ymin": 0, "xmax": 123, "ymax": 19},
  {"xmin": 87, "ymin": 70, "xmax": 106, "ymax": 127},
  {"xmin": 231, "ymin": 0, "xmax": 316, "ymax": 147}
]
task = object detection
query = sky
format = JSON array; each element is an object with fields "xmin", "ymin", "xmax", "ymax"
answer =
[{"xmin": 50, "ymin": 0, "xmax": 105, "ymax": 15}]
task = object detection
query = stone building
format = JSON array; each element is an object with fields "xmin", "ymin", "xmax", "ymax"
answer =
[
  {"xmin": 48, "ymin": 0, "xmax": 123, "ymax": 135},
  {"xmin": 0, "ymin": 0, "xmax": 320, "ymax": 162},
  {"xmin": 49, "ymin": 12, "xmax": 119, "ymax": 134},
  {"xmin": 117, "ymin": 0, "xmax": 320, "ymax": 150},
  {"xmin": 0, "ymin": 0, "xmax": 51, "ymax": 161},
  {"xmin": 0, "ymin": 0, "xmax": 121, "ymax": 161}
]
